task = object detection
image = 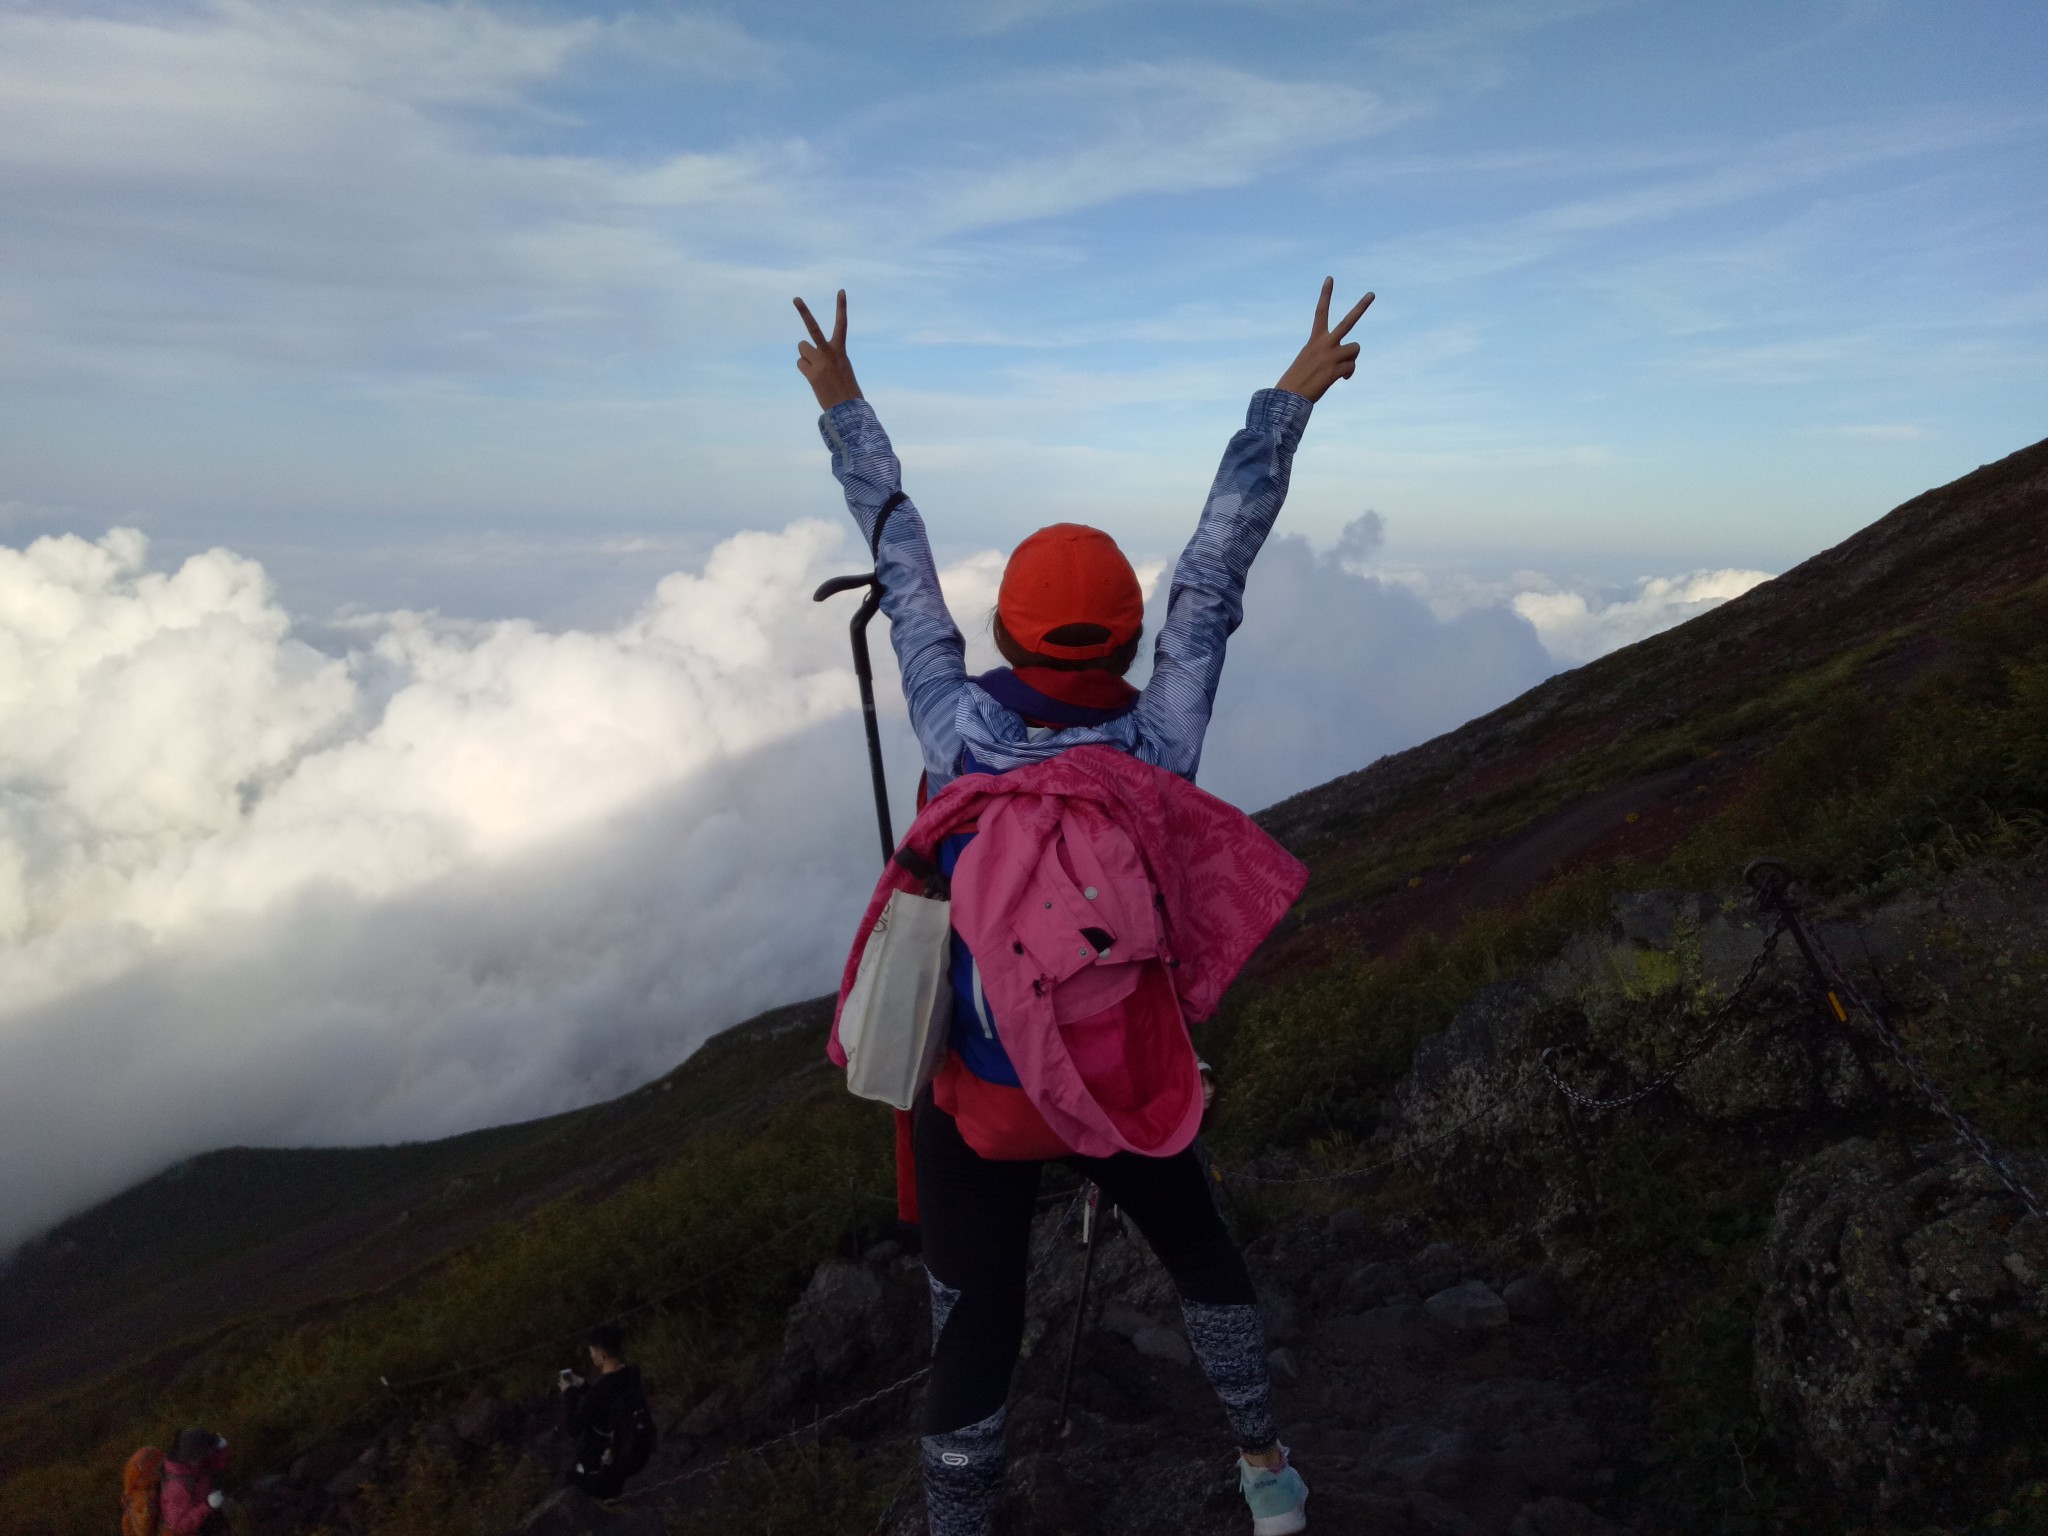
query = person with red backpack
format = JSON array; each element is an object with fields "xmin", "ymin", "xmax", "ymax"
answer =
[
  {"xmin": 796, "ymin": 279, "xmax": 1373, "ymax": 1536},
  {"xmin": 160, "ymin": 1429, "xmax": 230, "ymax": 1533},
  {"xmin": 120, "ymin": 1444, "xmax": 166, "ymax": 1536}
]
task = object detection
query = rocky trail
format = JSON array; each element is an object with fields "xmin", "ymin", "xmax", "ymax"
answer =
[
  {"xmin": 264, "ymin": 1187, "xmax": 1635, "ymax": 1536},
  {"xmin": 931, "ymin": 1200, "xmax": 1632, "ymax": 1536},
  {"xmin": 225, "ymin": 856, "xmax": 2048, "ymax": 1536}
]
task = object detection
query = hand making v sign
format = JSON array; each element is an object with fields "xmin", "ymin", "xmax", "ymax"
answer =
[
  {"xmin": 793, "ymin": 289, "xmax": 862, "ymax": 412},
  {"xmin": 1275, "ymin": 278, "xmax": 1375, "ymax": 403}
]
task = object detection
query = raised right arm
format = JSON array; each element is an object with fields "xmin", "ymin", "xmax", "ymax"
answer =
[{"xmin": 796, "ymin": 291, "xmax": 970, "ymax": 785}]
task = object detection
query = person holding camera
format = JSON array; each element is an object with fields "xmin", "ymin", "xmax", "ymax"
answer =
[{"xmin": 556, "ymin": 1323, "xmax": 656, "ymax": 1499}]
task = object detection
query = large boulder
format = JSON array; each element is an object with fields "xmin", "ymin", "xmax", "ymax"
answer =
[
  {"xmin": 1424, "ymin": 1280, "xmax": 1509, "ymax": 1332},
  {"xmin": 1754, "ymin": 1137, "xmax": 2048, "ymax": 1514},
  {"xmin": 453, "ymin": 1383, "xmax": 516, "ymax": 1445},
  {"xmin": 776, "ymin": 1256, "xmax": 924, "ymax": 1400},
  {"xmin": 783, "ymin": 1261, "xmax": 886, "ymax": 1385}
]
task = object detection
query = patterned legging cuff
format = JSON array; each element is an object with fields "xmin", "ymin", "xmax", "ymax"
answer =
[
  {"xmin": 921, "ymin": 1405, "xmax": 1007, "ymax": 1536},
  {"xmin": 1181, "ymin": 1298, "xmax": 1277, "ymax": 1447}
]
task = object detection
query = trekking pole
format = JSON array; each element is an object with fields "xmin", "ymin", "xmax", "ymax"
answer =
[
  {"xmin": 813, "ymin": 572, "xmax": 895, "ymax": 865},
  {"xmin": 1054, "ymin": 1183, "xmax": 1104, "ymax": 1438}
]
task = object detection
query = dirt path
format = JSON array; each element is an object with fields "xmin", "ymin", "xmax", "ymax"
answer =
[{"xmin": 840, "ymin": 1200, "xmax": 1629, "ymax": 1536}]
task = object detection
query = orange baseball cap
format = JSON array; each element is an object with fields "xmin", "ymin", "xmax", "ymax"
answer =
[{"xmin": 998, "ymin": 523, "xmax": 1145, "ymax": 661}]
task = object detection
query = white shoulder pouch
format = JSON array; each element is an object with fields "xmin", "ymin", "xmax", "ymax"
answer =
[{"xmin": 839, "ymin": 889, "xmax": 954, "ymax": 1111}]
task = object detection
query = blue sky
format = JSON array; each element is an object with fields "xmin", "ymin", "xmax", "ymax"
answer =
[{"xmin": 1, "ymin": 0, "xmax": 2042, "ymax": 622}]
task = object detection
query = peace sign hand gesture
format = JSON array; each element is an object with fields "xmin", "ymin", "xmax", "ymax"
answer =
[
  {"xmin": 793, "ymin": 289, "xmax": 863, "ymax": 412},
  {"xmin": 1275, "ymin": 278, "xmax": 1375, "ymax": 404}
]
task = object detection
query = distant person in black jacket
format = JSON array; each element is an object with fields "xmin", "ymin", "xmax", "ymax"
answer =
[{"xmin": 557, "ymin": 1323, "xmax": 655, "ymax": 1499}]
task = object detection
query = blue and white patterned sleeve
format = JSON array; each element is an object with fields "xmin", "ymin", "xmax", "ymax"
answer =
[
  {"xmin": 1134, "ymin": 388, "xmax": 1313, "ymax": 780},
  {"xmin": 819, "ymin": 399, "xmax": 968, "ymax": 783}
]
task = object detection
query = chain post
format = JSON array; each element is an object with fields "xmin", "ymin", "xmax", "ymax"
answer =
[{"xmin": 1746, "ymin": 859, "xmax": 2045, "ymax": 1222}]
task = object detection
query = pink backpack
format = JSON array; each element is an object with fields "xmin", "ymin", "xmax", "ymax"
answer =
[{"xmin": 833, "ymin": 746, "xmax": 1305, "ymax": 1159}]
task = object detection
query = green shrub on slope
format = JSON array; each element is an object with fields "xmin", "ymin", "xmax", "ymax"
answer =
[{"xmin": 0, "ymin": 1085, "xmax": 893, "ymax": 1536}]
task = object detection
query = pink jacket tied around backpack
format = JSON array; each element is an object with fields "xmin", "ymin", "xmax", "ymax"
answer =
[{"xmin": 831, "ymin": 745, "xmax": 1307, "ymax": 1159}]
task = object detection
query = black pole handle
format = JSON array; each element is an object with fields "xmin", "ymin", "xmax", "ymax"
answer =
[
  {"xmin": 812, "ymin": 572, "xmax": 879, "ymax": 603},
  {"xmin": 815, "ymin": 571, "xmax": 895, "ymax": 866}
]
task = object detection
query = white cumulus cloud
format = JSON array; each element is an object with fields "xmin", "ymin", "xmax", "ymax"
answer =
[
  {"xmin": 1189, "ymin": 533, "xmax": 1557, "ymax": 810},
  {"xmin": 0, "ymin": 512, "xmax": 1768, "ymax": 1248},
  {"xmin": 0, "ymin": 519, "xmax": 896, "ymax": 1246},
  {"xmin": 1509, "ymin": 568, "xmax": 1772, "ymax": 663}
]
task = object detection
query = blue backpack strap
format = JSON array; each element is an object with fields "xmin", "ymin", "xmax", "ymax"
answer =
[{"xmin": 870, "ymin": 489, "xmax": 906, "ymax": 556}]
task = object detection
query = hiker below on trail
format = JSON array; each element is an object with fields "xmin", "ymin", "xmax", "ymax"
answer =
[
  {"xmin": 155, "ymin": 1428, "xmax": 231, "ymax": 1534},
  {"xmin": 797, "ymin": 279, "xmax": 1373, "ymax": 1536},
  {"xmin": 557, "ymin": 1323, "xmax": 657, "ymax": 1500}
]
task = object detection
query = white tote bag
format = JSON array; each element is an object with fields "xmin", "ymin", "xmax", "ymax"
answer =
[{"xmin": 839, "ymin": 889, "xmax": 954, "ymax": 1111}]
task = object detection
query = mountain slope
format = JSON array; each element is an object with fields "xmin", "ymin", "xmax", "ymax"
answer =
[
  {"xmin": 0, "ymin": 997, "xmax": 832, "ymax": 1409},
  {"xmin": 2, "ymin": 437, "xmax": 2044, "ymax": 1536},
  {"xmin": 1257, "ymin": 435, "xmax": 2048, "ymax": 946}
]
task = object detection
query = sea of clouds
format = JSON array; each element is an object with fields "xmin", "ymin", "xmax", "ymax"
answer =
[{"xmin": 0, "ymin": 518, "xmax": 1766, "ymax": 1248}]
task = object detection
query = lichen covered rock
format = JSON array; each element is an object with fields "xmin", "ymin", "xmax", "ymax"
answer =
[{"xmin": 1754, "ymin": 1136, "xmax": 2048, "ymax": 1512}]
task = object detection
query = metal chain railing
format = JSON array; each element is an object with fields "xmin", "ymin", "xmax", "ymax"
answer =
[
  {"xmin": 1221, "ymin": 864, "xmax": 2040, "ymax": 1219},
  {"xmin": 1746, "ymin": 859, "xmax": 2046, "ymax": 1221},
  {"xmin": 1537, "ymin": 919, "xmax": 1787, "ymax": 1113},
  {"xmin": 617, "ymin": 1367, "xmax": 935, "ymax": 1506}
]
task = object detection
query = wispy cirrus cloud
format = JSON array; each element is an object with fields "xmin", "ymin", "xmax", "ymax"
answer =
[
  {"xmin": 916, "ymin": 60, "xmax": 1403, "ymax": 234},
  {"xmin": 0, "ymin": 1, "xmax": 810, "ymax": 384},
  {"xmin": 1366, "ymin": 110, "xmax": 2046, "ymax": 289},
  {"xmin": 0, "ymin": 4, "xmax": 1408, "ymax": 393},
  {"xmin": 2, "ymin": 0, "xmax": 2042, "ymax": 1249}
]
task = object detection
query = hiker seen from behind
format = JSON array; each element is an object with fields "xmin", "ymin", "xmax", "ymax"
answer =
[
  {"xmin": 556, "ymin": 1322, "xmax": 657, "ymax": 1501},
  {"xmin": 798, "ymin": 279, "xmax": 1374, "ymax": 1536},
  {"xmin": 121, "ymin": 1428, "xmax": 231, "ymax": 1535}
]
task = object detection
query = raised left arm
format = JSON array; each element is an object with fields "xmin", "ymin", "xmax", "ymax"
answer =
[
  {"xmin": 1274, "ymin": 278, "xmax": 1374, "ymax": 403},
  {"xmin": 1134, "ymin": 279, "xmax": 1374, "ymax": 779}
]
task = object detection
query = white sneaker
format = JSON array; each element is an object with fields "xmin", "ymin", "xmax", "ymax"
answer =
[{"xmin": 1238, "ymin": 1446, "xmax": 1308, "ymax": 1534}]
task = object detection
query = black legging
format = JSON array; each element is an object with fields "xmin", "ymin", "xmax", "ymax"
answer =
[{"xmin": 914, "ymin": 1087, "xmax": 1256, "ymax": 1434}]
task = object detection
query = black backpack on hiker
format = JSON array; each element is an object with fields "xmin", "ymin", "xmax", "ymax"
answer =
[{"xmin": 613, "ymin": 1388, "xmax": 656, "ymax": 1477}]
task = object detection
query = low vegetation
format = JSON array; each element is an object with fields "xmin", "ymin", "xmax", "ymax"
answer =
[{"xmin": 0, "ymin": 1081, "xmax": 894, "ymax": 1534}]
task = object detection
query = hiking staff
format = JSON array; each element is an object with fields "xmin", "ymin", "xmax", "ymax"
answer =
[
  {"xmin": 816, "ymin": 564, "xmax": 927, "ymax": 1246},
  {"xmin": 814, "ymin": 569, "xmax": 895, "ymax": 865},
  {"xmin": 1054, "ymin": 1183, "xmax": 1105, "ymax": 1437}
]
